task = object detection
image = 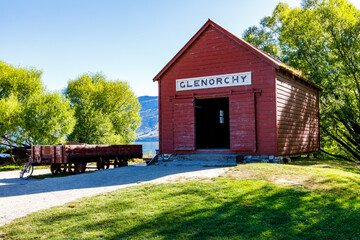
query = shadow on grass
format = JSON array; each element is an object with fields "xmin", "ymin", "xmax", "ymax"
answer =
[
  {"xmin": 290, "ymin": 158, "xmax": 360, "ymax": 175},
  {"xmin": 113, "ymin": 183, "xmax": 360, "ymax": 239},
  {"xmin": 12, "ymin": 179, "xmax": 360, "ymax": 240}
]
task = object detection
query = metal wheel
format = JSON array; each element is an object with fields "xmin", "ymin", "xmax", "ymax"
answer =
[
  {"xmin": 20, "ymin": 162, "xmax": 34, "ymax": 179},
  {"xmin": 114, "ymin": 158, "xmax": 119, "ymax": 168},
  {"xmin": 96, "ymin": 160, "xmax": 104, "ymax": 170},
  {"xmin": 120, "ymin": 158, "xmax": 128, "ymax": 167},
  {"xmin": 60, "ymin": 164, "xmax": 67, "ymax": 173},
  {"xmin": 50, "ymin": 163, "xmax": 60, "ymax": 175},
  {"xmin": 80, "ymin": 162, "xmax": 87, "ymax": 173},
  {"xmin": 68, "ymin": 162, "xmax": 80, "ymax": 174},
  {"xmin": 119, "ymin": 159, "xmax": 125, "ymax": 167},
  {"xmin": 104, "ymin": 159, "xmax": 110, "ymax": 169}
]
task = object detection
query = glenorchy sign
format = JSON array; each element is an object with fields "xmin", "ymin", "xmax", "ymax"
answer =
[{"xmin": 176, "ymin": 72, "xmax": 252, "ymax": 91}]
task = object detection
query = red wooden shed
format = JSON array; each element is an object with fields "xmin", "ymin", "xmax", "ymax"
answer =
[{"xmin": 153, "ymin": 19, "xmax": 321, "ymax": 163}]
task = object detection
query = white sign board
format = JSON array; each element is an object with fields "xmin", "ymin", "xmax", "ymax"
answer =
[{"xmin": 176, "ymin": 72, "xmax": 252, "ymax": 91}]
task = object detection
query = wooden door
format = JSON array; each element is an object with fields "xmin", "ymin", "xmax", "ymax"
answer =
[
  {"xmin": 229, "ymin": 94, "xmax": 257, "ymax": 152},
  {"xmin": 173, "ymin": 98, "xmax": 195, "ymax": 150}
]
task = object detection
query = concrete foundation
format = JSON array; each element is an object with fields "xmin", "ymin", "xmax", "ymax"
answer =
[{"xmin": 153, "ymin": 154, "xmax": 289, "ymax": 166}]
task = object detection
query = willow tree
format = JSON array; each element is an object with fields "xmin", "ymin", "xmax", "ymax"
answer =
[
  {"xmin": 0, "ymin": 61, "xmax": 75, "ymax": 162},
  {"xmin": 243, "ymin": 0, "xmax": 360, "ymax": 162},
  {"xmin": 65, "ymin": 73, "xmax": 141, "ymax": 144}
]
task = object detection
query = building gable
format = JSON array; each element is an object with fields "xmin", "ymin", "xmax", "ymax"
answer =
[
  {"xmin": 154, "ymin": 19, "xmax": 278, "ymax": 82},
  {"xmin": 154, "ymin": 19, "xmax": 321, "ymax": 92}
]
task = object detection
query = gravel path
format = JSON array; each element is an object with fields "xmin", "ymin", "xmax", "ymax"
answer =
[{"xmin": 0, "ymin": 164, "xmax": 230, "ymax": 226}]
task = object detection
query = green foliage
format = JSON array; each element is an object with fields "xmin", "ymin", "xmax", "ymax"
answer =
[
  {"xmin": 0, "ymin": 95, "xmax": 23, "ymax": 161},
  {"xmin": 243, "ymin": 0, "xmax": 360, "ymax": 162},
  {"xmin": 22, "ymin": 91, "xmax": 75, "ymax": 145},
  {"xmin": 0, "ymin": 61, "xmax": 42, "ymax": 101},
  {"xmin": 65, "ymin": 72, "xmax": 141, "ymax": 144},
  {"xmin": 0, "ymin": 94, "xmax": 21, "ymax": 136},
  {"xmin": 2, "ymin": 159, "xmax": 360, "ymax": 239},
  {"xmin": 0, "ymin": 61, "xmax": 76, "ymax": 160}
]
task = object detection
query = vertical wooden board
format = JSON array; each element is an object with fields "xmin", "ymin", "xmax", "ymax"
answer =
[
  {"xmin": 229, "ymin": 94, "xmax": 256, "ymax": 152},
  {"xmin": 159, "ymin": 99, "xmax": 175, "ymax": 153},
  {"xmin": 276, "ymin": 71, "xmax": 320, "ymax": 155},
  {"xmin": 55, "ymin": 145, "xmax": 63, "ymax": 163},
  {"xmin": 173, "ymin": 99, "xmax": 195, "ymax": 150},
  {"xmin": 32, "ymin": 145, "xmax": 39, "ymax": 160}
]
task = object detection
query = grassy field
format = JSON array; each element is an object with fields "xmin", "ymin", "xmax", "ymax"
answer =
[
  {"xmin": 0, "ymin": 164, "xmax": 51, "ymax": 172},
  {"xmin": 0, "ymin": 164, "xmax": 24, "ymax": 171},
  {"xmin": 1, "ymin": 158, "xmax": 360, "ymax": 239}
]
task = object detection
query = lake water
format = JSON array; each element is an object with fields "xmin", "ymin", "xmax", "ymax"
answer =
[{"xmin": 134, "ymin": 141, "xmax": 159, "ymax": 157}]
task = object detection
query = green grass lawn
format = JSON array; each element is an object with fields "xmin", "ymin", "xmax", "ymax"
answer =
[
  {"xmin": 1, "ymin": 158, "xmax": 360, "ymax": 239},
  {"xmin": 0, "ymin": 164, "xmax": 24, "ymax": 171},
  {"xmin": 0, "ymin": 164, "xmax": 49, "ymax": 172}
]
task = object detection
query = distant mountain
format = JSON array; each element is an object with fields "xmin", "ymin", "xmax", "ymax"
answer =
[{"xmin": 136, "ymin": 96, "xmax": 159, "ymax": 142}]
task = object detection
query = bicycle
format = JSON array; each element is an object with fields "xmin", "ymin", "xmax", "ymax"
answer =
[{"xmin": 20, "ymin": 157, "xmax": 34, "ymax": 179}]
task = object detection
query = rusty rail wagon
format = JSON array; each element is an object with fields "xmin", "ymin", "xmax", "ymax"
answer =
[{"xmin": 20, "ymin": 144, "xmax": 142, "ymax": 179}]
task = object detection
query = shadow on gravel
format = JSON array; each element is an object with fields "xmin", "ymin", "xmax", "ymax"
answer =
[{"xmin": 0, "ymin": 165, "xmax": 220, "ymax": 198}]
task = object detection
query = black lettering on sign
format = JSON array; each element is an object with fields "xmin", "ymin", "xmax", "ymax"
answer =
[
  {"xmin": 232, "ymin": 76, "xmax": 239, "ymax": 83},
  {"xmin": 176, "ymin": 72, "xmax": 251, "ymax": 91}
]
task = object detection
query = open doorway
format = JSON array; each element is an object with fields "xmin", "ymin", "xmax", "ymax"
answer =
[{"xmin": 195, "ymin": 97, "xmax": 230, "ymax": 149}]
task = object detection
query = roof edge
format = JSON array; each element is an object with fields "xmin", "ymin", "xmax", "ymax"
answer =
[
  {"xmin": 153, "ymin": 19, "xmax": 322, "ymax": 92},
  {"xmin": 278, "ymin": 66, "xmax": 323, "ymax": 91},
  {"xmin": 153, "ymin": 19, "xmax": 214, "ymax": 81}
]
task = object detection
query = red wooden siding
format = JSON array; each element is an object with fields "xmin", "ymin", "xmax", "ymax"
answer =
[
  {"xmin": 158, "ymin": 24, "xmax": 277, "ymax": 155},
  {"xmin": 173, "ymin": 98, "xmax": 195, "ymax": 150},
  {"xmin": 229, "ymin": 93, "xmax": 256, "ymax": 152},
  {"xmin": 276, "ymin": 71, "xmax": 320, "ymax": 155}
]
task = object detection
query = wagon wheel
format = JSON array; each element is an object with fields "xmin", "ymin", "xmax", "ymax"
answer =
[
  {"xmin": 50, "ymin": 163, "xmax": 61, "ymax": 175},
  {"xmin": 104, "ymin": 159, "xmax": 110, "ymax": 169},
  {"xmin": 60, "ymin": 164, "xmax": 67, "ymax": 173},
  {"xmin": 68, "ymin": 162, "xmax": 80, "ymax": 174},
  {"xmin": 114, "ymin": 157, "xmax": 119, "ymax": 168},
  {"xmin": 121, "ymin": 158, "xmax": 128, "ymax": 167},
  {"xmin": 96, "ymin": 160, "xmax": 104, "ymax": 170},
  {"xmin": 119, "ymin": 159, "xmax": 124, "ymax": 167},
  {"xmin": 80, "ymin": 162, "xmax": 87, "ymax": 173},
  {"xmin": 116, "ymin": 157, "xmax": 123, "ymax": 167}
]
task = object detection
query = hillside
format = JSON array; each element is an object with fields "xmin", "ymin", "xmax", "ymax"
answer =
[{"xmin": 136, "ymin": 96, "xmax": 159, "ymax": 142}]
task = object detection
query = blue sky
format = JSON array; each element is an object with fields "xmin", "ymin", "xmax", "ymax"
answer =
[{"xmin": 1, "ymin": 0, "xmax": 359, "ymax": 96}]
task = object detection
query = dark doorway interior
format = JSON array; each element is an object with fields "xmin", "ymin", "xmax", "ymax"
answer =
[{"xmin": 195, "ymin": 97, "xmax": 230, "ymax": 149}]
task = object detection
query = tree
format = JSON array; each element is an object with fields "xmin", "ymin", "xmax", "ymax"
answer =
[
  {"xmin": 65, "ymin": 73, "xmax": 141, "ymax": 144},
  {"xmin": 0, "ymin": 94, "xmax": 22, "ymax": 162},
  {"xmin": 0, "ymin": 61, "xmax": 76, "ymax": 162},
  {"xmin": 243, "ymin": 0, "xmax": 360, "ymax": 162},
  {"xmin": 22, "ymin": 91, "xmax": 76, "ymax": 145}
]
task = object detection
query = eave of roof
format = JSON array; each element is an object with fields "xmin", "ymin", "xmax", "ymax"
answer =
[{"xmin": 153, "ymin": 19, "xmax": 322, "ymax": 91}]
